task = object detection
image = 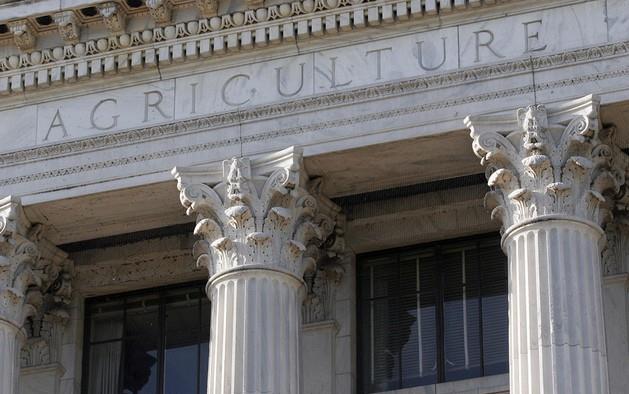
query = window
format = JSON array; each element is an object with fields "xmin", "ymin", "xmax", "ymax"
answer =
[
  {"xmin": 83, "ymin": 282, "xmax": 210, "ymax": 394},
  {"xmin": 358, "ymin": 235, "xmax": 508, "ymax": 393}
]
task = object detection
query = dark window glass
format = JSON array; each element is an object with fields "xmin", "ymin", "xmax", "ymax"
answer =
[
  {"xmin": 83, "ymin": 282, "xmax": 209, "ymax": 394},
  {"xmin": 359, "ymin": 235, "xmax": 508, "ymax": 393},
  {"xmin": 123, "ymin": 294, "xmax": 159, "ymax": 394}
]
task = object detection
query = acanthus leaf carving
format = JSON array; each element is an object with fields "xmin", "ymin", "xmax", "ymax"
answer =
[
  {"xmin": 0, "ymin": 196, "xmax": 40, "ymax": 327},
  {"xmin": 173, "ymin": 147, "xmax": 339, "ymax": 281},
  {"xmin": 302, "ymin": 255, "xmax": 345, "ymax": 325},
  {"xmin": 21, "ymin": 310, "xmax": 69, "ymax": 368},
  {"xmin": 466, "ymin": 95, "xmax": 628, "ymax": 233},
  {"xmin": 1, "ymin": 196, "xmax": 74, "ymax": 370}
]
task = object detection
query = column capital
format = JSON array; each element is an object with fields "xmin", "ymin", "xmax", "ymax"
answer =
[
  {"xmin": 0, "ymin": 196, "xmax": 74, "ymax": 330},
  {"xmin": 172, "ymin": 147, "xmax": 340, "ymax": 283},
  {"xmin": 0, "ymin": 196, "xmax": 41, "ymax": 328},
  {"xmin": 465, "ymin": 95, "xmax": 628, "ymax": 234}
]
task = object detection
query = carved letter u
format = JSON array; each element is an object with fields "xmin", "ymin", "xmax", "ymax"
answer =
[
  {"xmin": 417, "ymin": 38, "xmax": 447, "ymax": 72},
  {"xmin": 276, "ymin": 63, "xmax": 305, "ymax": 98}
]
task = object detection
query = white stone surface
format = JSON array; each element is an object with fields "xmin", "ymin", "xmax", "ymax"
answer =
[
  {"xmin": 19, "ymin": 364, "xmax": 64, "ymax": 394},
  {"xmin": 173, "ymin": 148, "xmax": 340, "ymax": 394},
  {"xmin": 0, "ymin": 1, "xmax": 628, "ymax": 394},
  {"xmin": 0, "ymin": 0, "xmax": 620, "ymax": 156},
  {"xmin": 505, "ymin": 220, "xmax": 609, "ymax": 394},
  {"xmin": 302, "ymin": 321, "xmax": 337, "ymax": 394},
  {"xmin": 0, "ymin": 106, "xmax": 37, "ymax": 152},
  {"xmin": 35, "ymin": 79, "xmax": 175, "ymax": 145},
  {"xmin": 458, "ymin": 1, "xmax": 607, "ymax": 68},
  {"xmin": 208, "ymin": 269, "xmax": 303, "ymax": 393},
  {"xmin": 602, "ymin": 273, "xmax": 629, "ymax": 394},
  {"xmin": 467, "ymin": 96, "xmax": 621, "ymax": 394},
  {"xmin": 606, "ymin": 0, "xmax": 629, "ymax": 43},
  {"xmin": 0, "ymin": 320, "xmax": 22, "ymax": 394}
]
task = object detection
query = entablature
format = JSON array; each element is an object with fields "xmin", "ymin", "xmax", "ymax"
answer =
[{"xmin": 0, "ymin": 0, "xmax": 567, "ymax": 97}]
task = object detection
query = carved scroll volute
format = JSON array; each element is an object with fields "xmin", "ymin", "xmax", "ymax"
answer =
[
  {"xmin": 173, "ymin": 147, "xmax": 338, "ymax": 281},
  {"xmin": 466, "ymin": 95, "xmax": 627, "ymax": 233}
]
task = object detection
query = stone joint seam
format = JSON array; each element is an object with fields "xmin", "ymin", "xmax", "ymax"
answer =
[
  {"xmin": 207, "ymin": 264, "xmax": 306, "ymax": 289},
  {"xmin": 0, "ymin": 0, "xmax": 519, "ymax": 94},
  {"xmin": 0, "ymin": 38, "xmax": 629, "ymax": 173},
  {"xmin": 501, "ymin": 214, "xmax": 604, "ymax": 249},
  {"xmin": 2, "ymin": 58, "xmax": 629, "ymax": 186}
]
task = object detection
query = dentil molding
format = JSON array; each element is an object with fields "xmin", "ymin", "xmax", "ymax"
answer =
[
  {"xmin": 0, "ymin": 0, "xmax": 520, "ymax": 95},
  {"xmin": 2, "ymin": 37, "xmax": 629, "ymax": 177},
  {"xmin": 3, "ymin": 49, "xmax": 629, "ymax": 191}
]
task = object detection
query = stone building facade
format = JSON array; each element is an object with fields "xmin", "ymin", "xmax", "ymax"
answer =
[{"xmin": 0, "ymin": 0, "xmax": 628, "ymax": 393}]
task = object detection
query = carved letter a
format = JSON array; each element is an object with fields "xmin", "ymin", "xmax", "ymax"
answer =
[{"xmin": 43, "ymin": 109, "xmax": 69, "ymax": 141}]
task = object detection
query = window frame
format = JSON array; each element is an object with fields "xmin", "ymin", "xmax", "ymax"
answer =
[
  {"xmin": 356, "ymin": 233, "xmax": 507, "ymax": 393},
  {"xmin": 81, "ymin": 280, "xmax": 209, "ymax": 394}
]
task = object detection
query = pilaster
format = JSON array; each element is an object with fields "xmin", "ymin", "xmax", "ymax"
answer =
[
  {"xmin": 0, "ymin": 196, "xmax": 74, "ymax": 394},
  {"xmin": 0, "ymin": 196, "xmax": 40, "ymax": 394},
  {"xmin": 173, "ymin": 146, "xmax": 341, "ymax": 394},
  {"xmin": 465, "ymin": 95, "xmax": 627, "ymax": 394}
]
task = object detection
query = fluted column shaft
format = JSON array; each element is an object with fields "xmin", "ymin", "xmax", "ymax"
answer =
[
  {"xmin": 0, "ymin": 320, "xmax": 23, "ymax": 394},
  {"xmin": 173, "ymin": 147, "xmax": 340, "ymax": 394},
  {"xmin": 504, "ymin": 218, "xmax": 608, "ymax": 394},
  {"xmin": 207, "ymin": 268, "xmax": 302, "ymax": 394},
  {"xmin": 466, "ymin": 96, "xmax": 624, "ymax": 394}
]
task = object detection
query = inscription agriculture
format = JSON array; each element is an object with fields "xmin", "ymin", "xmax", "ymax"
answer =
[{"xmin": 0, "ymin": 1, "xmax": 606, "ymax": 150}]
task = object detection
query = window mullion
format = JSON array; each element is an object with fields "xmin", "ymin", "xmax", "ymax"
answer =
[
  {"xmin": 158, "ymin": 292, "xmax": 166, "ymax": 394},
  {"xmin": 436, "ymin": 246, "xmax": 445, "ymax": 384},
  {"xmin": 197, "ymin": 287, "xmax": 203, "ymax": 394},
  {"xmin": 369, "ymin": 265, "xmax": 375, "ymax": 388},
  {"xmin": 81, "ymin": 303, "xmax": 93, "ymax": 394},
  {"xmin": 415, "ymin": 256, "xmax": 423, "ymax": 380},
  {"xmin": 477, "ymin": 241, "xmax": 485, "ymax": 377},
  {"xmin": 462, "ymin": 250, "xmax": 469, "ymax": 371},
  {"xmin": 396, "ymin": 252, "xmax": 402, "ymax": 390},
  {"xmin": 118, "ymin": 297, "xmax": 128, "ymax": 394}
]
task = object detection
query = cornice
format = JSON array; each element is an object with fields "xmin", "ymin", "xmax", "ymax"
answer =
[
  {"xmin": 1, "ymin": 38, "xmax": 629, "ymax": 171},
  {"xmin": 0, "ymin": 0, "xmax": 526, "ymax": 95},
  {"xmin": 2, "ymin": 45, "xmax": 629, "ymax": 188}
]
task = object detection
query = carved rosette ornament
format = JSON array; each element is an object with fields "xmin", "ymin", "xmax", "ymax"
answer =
[
  {"xmin": 465, "ymin": 95, "xmax": 627, "ymax": 394},
  {"xmin": 173, "ymin": 147, "xmax": 339, "ymax": 394}
]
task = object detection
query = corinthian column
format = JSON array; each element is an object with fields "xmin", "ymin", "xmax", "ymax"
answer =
[
  {"xmin": 173, "ymin": 147, "xmax": 337, "ymax": 394},
  {"xmin": 0, "ymin": 196, "xmax": 41, "ymax": 394},
  {"xmin": 465, "ymin": 95, "xmax": 627, "ymax": 394}
]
